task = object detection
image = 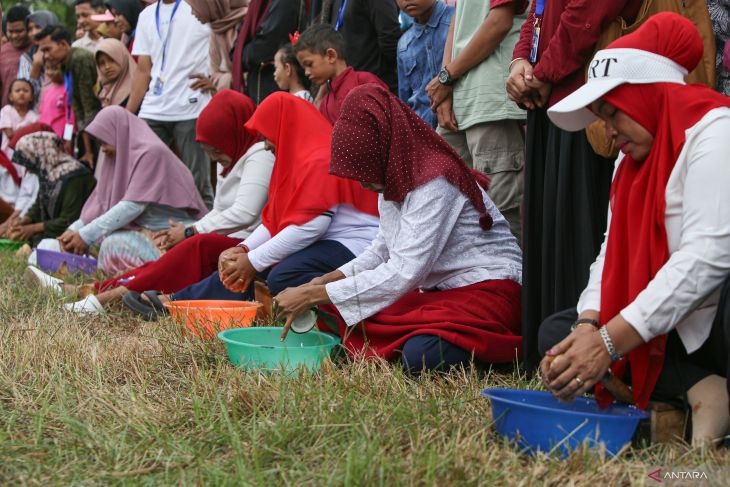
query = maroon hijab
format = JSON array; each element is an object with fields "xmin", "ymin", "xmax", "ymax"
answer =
[
  {"xmin": 330, "ymin": 84, "xmax": 493, "ymax": 230},
  {"xmin": 231, "ymin": 0, "xmax": 271, "ymax": 92}
]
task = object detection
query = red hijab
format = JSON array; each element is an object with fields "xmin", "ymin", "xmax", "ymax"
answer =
[
  {"xmin": 1, "ymin": 122, "xmax": 55, "ymax": 187},
  {"xmin": 196, "ymin": 89, "xmax": 257, "ymax": 177},
  {"xmin": 330, "ymin": 84, "xmax": 493, "ymax": 230},
  {"xmin": 244, "ymin": 92, "xmax": 378, "ymax": 236},
  {"xmin": 596, "ymin": 13, "xmax": 730, "ymax": 409},
  {"xmin": 9, "ymin": 122, "xmax": 55, "ymax": 150}
]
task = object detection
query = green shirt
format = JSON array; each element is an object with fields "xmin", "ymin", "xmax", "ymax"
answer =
[
  {"xmin": 62, "ymin": 48, "xmax": 101, "ymax": 132},
  {"xmin": 26, "ymin": 174, "xmax": 96, "ymax": 245},
  {"xmin": 451, "ymin": 0, "xmax": 527, "ymax": 129}
]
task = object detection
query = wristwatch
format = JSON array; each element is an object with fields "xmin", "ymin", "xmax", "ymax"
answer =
[
  {"xmin": 438, "ymin": 66, "xmax": 455, "ymax": 86},
  {"xmin": 184, "ymin": 226, "xmax": 196, "ymax": 239},
  {"xmin": 570, "ymin": 318, "xmax": 599, "ymax": 332}
]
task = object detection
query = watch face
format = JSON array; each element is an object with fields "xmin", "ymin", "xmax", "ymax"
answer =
[{"xmin": 438, "ymin": 69, "xmax": 449, "ymax": 84}]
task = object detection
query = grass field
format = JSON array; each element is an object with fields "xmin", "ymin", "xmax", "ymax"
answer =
[{"xmin": 0, "ymin": 252, "xmax": 728, "ymax": 486}]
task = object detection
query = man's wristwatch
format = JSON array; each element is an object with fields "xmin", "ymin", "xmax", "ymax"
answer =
[
  {"xmin": 184, "ymin": 226, "xmax": 196, "ymax": 239},
  {"xmin": 438, "ymin": 66, "xmax": 455, "ymax": 86}
]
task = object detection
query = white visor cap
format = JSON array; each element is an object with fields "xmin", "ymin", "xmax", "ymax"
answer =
[{"xmin": 547, "ymin": 48, "xmax": 688, "ymax": 131}]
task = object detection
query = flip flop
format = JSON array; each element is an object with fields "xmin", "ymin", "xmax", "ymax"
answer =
[
  {"xmin": 143, "ymin": 290, "xmax": 169, "ymax": 316},
  {"xmin": 122, "ymin": 291, "xmax": 158, "ymax": 321}
]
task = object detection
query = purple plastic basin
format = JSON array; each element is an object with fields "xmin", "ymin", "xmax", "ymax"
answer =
[{"xmin": 36, "ymin": 249, "xmax": 97, "ymax": 275}]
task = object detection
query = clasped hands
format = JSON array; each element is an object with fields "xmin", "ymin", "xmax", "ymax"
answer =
[
  {"xmin": 505, "ymin": 59, "xmax": 552, "ymax": 110},
  {"xmin": 57, "ymin": 230, "xmax": 89, "ymax": 255},
  {"xmin": 539, "ymin": 325, "xmax": 612, "ymax": 403}
]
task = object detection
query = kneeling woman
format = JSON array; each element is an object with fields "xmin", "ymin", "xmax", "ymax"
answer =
[
  {"xmin": 50, "ymin": 106, "xmax": 208, "ymax": 275},
  {"xmin": 274, "ymin": 85, "xmax": 523, "ymax": 373},
  {"xmin": 537, "ymin": 14, "xmax": 730, "ymax": 446},
  {"xmin": 124, "ymin": 93, "xmax": 379, "ymax": 316},
  {"xmin": 7, "ymin": 128, "xmax": 95, "ymax": 246},
  {"xmin": 58, "ymin": 90, "xmax": 274, "ymax": 314}
]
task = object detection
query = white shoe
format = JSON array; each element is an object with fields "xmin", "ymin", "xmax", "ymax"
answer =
[
  {"xmin": 64, "ymin": 295, "xmax": 103, "ymax": 316},
  {"xmin": 24, "ymin": 266, "xmax": 64, "ymax": 296}
]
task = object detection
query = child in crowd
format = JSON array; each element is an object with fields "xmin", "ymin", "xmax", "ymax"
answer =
[
  {"xmin": 274, "ymin": 42, "xmax": 314, "ymax": 103},
  {"xmin": 397, "ymin": 0, "xmax": 454, "ymax": 128},
  {"xmin": 0, "ymin": 79, "xmax": 39, "ymax": 158},
  {"xmin": 95, "ymin": 38, "xmax": 136, "ymax": 108},
  {"xmin": 294, "ymin": 24, "xmax": 387, "ymax": 124},
  {"xmin": 38, "ymin": 61, "xmax": 75, "ymax": 141}
]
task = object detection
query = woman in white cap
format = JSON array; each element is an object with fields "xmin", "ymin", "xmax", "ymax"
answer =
[{"xmin": 538, "ymin": 12, "xmax": 730, "ymax": 447}]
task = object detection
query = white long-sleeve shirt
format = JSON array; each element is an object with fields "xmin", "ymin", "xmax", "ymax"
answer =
[
  {"xmin": 0, "ymin": 165, "xmax": 38, "ymax": 217},
  {"xmin": 242, "ymin": 205, "xmax": 380, "ymax": 272},
  {"xmin": 194, "ymin": 142, "xmax": 274, "ymax": 239},
  {"xmin": 325, "ymin": 177, "xmax": 522, "ymax": 326},
  {"xmin": 577, "ymin": 108, "xmax": 730, "ymax": 354}
]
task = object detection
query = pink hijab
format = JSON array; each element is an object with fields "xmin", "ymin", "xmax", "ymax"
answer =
[{"xmin": 80, "ymin": 106, "xmax": 208, "ymax": 223}]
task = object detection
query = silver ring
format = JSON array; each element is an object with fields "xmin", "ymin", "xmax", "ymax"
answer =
[{"xmin": 575, "ymin": 376, "xmax": 583, "ymax": 386}]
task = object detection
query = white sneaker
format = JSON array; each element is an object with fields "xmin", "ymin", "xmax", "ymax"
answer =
[
  {"xmin": 24, "ymin": 266, "xmax": 64, "ymax": 296},
  {"xmin": 64, "ymin": 295, "xmax": 103, "ymax": 316}
]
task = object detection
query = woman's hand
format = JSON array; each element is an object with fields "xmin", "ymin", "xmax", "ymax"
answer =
[
  {"xmin": 219, "ymin": 247, "xmax": 256, "ymax": 292},
  {"xmin": 9, "ymin": 222, "xmax": 42, "ymax": 242},
  {"xmin": 301, "ymin": 270, "xmax": 346, "ymax": 288},
  {"xmin": 541, "ymin": 326, "xmax": 612, "ymax": 402},
  {"xmin": 155, "ymin": 221, "xmax": 187, "ymax": 251},
  {"xmin": 273, "ymin": 284, "xmax": 331, "ymax": 339},
  {"xmin": 58, "ymin": 230, "xmax": 88, "ymax": 255},
  {"xmin": 79, "ymin": 152, "xmax": 95, "ymax": 168},
  {"xmin": 506, "ymin": 59, "xmax": 537, "ymax": 109},
  {"xmin": 189, "ymin": 74, "xmax": 217, "ymax": 95}
]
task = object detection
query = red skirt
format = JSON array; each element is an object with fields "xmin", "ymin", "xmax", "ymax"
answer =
[
  {"xmin": 97, "ymin": 233, "xmax": 242, "ymax": 294},
  {"xmin": 320, "ymin": 279, "xmax": 522, "ymax": 364}
]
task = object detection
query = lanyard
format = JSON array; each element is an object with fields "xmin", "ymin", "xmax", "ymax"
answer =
[
  {"xmin": 155, "ymin": 0, "xmax": 182, "ymax": 74},
  {"xmin": 335, "ymin": 0, "xmax": 348, "ymax": 31},
  {"xmin": 64, "ymin": 72, "xmax": 73, "ymax": 122},
  {"xmin": 536, "ymin": 0, "xmax": 545, "ymax": 17}
]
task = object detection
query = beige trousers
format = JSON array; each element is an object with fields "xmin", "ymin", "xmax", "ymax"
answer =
[{"xmin": 438, "ymin": 120, "xmax": 525, "ymax": 245}]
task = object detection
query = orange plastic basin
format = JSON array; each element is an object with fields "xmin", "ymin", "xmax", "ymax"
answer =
[{"xmin": 164, "ymin": 300, "xmax": 262, "ymax": 339}]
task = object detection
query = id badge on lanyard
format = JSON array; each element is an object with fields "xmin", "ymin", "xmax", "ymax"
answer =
[
  {"xmin": 63, "ymin": 72, "xmax": 74, "ymax": 141},
  {"xmin": 153, "ymin": 0, "xmax": 182, "ymax": 96},
  {"xmin": 529, "ymin": 0, "xmax": 546, "ymax": 63}
]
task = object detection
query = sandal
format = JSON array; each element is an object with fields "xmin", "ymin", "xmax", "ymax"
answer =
[
  {"xmin": 143, "ymin": 290, "xmax": 169, "ymax": 317},
  {"xmin": 122, "ymin": 291, "xmax": 168, "ymax": 321}
]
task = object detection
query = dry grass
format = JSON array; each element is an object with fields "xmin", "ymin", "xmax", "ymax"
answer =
[{"xmin": 0, "ymin": 252, "xmax": 728, "ymax": 486}]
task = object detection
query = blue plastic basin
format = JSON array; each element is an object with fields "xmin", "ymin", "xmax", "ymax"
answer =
[{"xmin": 482, "ymin": 388, "xmax": 649, "ymax": 457}]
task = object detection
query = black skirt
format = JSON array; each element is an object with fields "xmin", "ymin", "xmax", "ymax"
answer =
[{"xmin": 522, "ymin": 108, "xmax": 615, "ymax": 370}]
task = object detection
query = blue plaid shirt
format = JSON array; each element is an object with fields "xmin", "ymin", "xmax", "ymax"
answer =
[{"xmin": 397, "ymin": 1, "xmax": 454, "ymax": 128}]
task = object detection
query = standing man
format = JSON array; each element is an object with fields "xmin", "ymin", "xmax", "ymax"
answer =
[
  {"xmin": 317, "ymin": 0, "xmax": 401, "ymax": 93},
  {"xmin": 127, "ymin": 0, "xmax": 214, "ymax": 208},
  {"xmin": 73, "ymin": 0, "xmax": 106, "ymax": 52},
  {"xmin": 1, "ymin": 5, "xmax": 32, "ymax": 107},
  {"xmin": 37, "ymin": 26, "xmax": 101, "ymax": 167},
  {"xmin": 427, "ymin": 0, "xmax": 528, "ymax": 243}
]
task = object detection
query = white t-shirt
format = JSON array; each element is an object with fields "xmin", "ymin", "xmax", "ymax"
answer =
[{"xmin": 132, "ymin": 1, "xmax": 212, "ymax": 121}]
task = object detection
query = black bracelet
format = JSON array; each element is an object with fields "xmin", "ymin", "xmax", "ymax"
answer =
[{"xmin": 571, "ymin": 318, "xmax": 599, "ymax": 332}]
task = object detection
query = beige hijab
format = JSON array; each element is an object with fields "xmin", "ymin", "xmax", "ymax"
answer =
[
  {"xmin": 185, "ymin": 0, "xmax": 248, "ymax": 90},
  {"xmin": 95, "ymin": 38, "xmax": 137, "ymax": 107}
]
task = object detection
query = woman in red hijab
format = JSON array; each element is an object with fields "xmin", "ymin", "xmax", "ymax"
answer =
[
  {"xmin": 122, "ymin": 92, "xmax": 379, "ymax": 318},
  {"xmin": 51, "ymin": 91, "xmax": 274, "ymax": 315},
  {"xmin": 274, "ymin": 84, "xmax": 523, "ymax": 373},
  {"xmin": 539, "ymin": 13, "xmax": 730, "ymax": 447}
]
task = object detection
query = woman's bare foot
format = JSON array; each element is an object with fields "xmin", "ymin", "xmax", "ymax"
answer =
[
  {"xmin": 688, "ymin": 374, "xmax": 730, "ymax": 447},
  {"xmin": 96, "ymin": 286, "xmax": 130, "ymax": 306}
]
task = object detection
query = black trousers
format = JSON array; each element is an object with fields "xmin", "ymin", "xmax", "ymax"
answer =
[{"xmin": 538, "ymin": 277, "xmax": 730, "ymax": 408}]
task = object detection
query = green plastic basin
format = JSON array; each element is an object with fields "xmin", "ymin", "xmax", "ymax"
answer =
[
  {"xmin": 0, "ymin": 239, "xmax": 23, "ymax": 251},
  {"xmin": 217, "ymin": 327, "xmax": 340, "ymax": 372}
]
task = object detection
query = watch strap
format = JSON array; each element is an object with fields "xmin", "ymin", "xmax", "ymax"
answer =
[{"xmin": 571, "ymin": 318, "xmax": 599, "ymax": 332}]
